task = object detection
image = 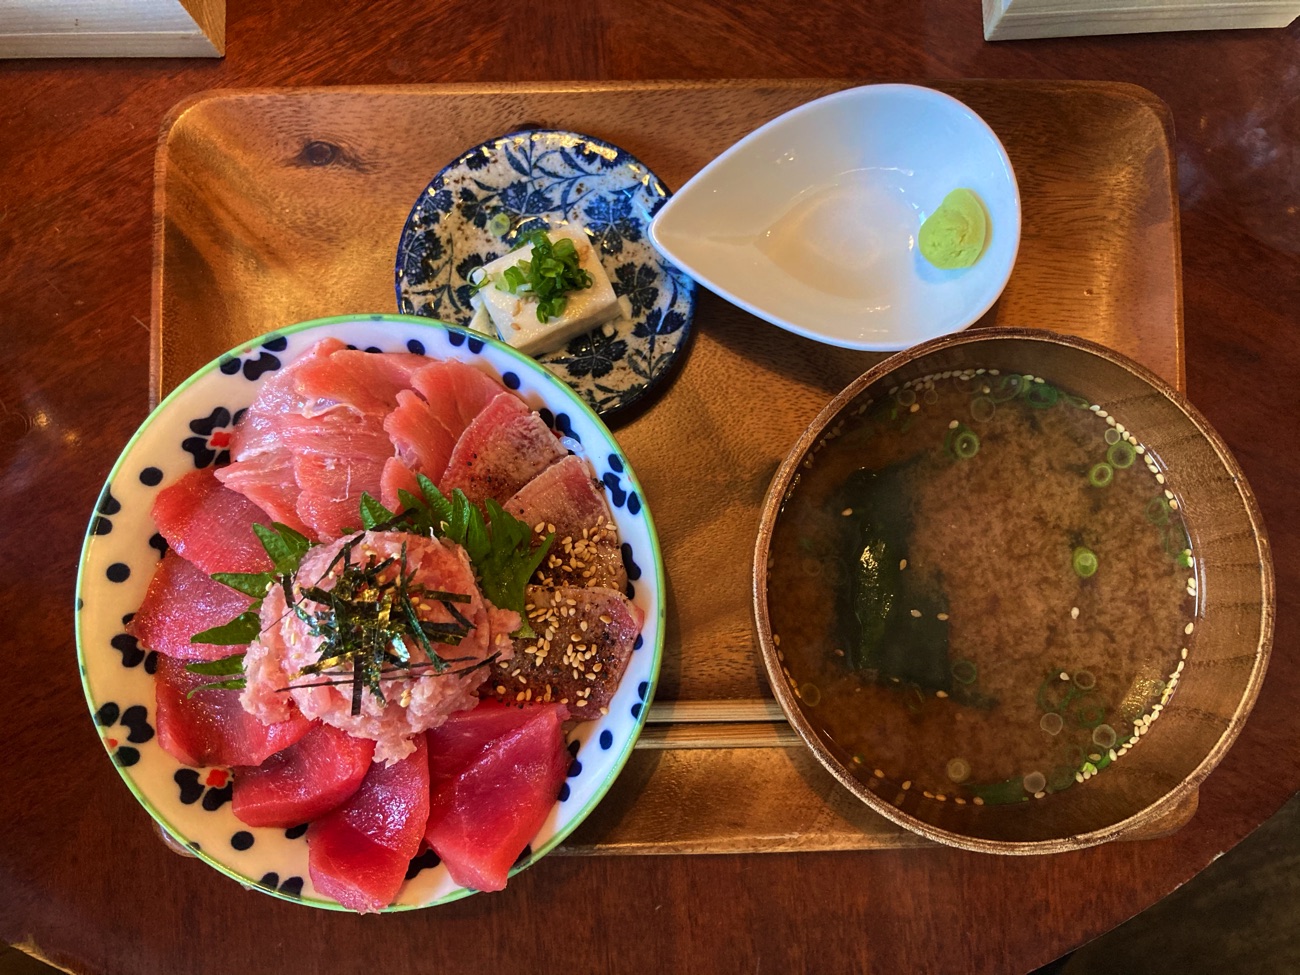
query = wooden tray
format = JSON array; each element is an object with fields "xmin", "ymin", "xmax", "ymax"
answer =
[{"xmin": 151, "ymin": 79, "xmax": 1191, "ymax": 853}]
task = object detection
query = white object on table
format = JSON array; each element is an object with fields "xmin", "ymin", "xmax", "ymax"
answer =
[
  {"xmin": 649, "ymin": 84, "xmax": 1020, "ymax": 353},
  {"xmin": 0, "ymin": 0, "xmax": 224, "ymax": 58},
  {"xmin": 983, "ymin": 0, "xmax": 1298, "ymax": 40}
]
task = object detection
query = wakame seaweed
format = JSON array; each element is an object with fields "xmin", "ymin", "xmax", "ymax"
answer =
[{"xmin": 834, "ymin": 465, "xmax": 954, "ymax": 694}]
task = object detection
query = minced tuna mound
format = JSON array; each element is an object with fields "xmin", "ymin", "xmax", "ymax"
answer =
[{"xmin": 242, "ymin": 531, "xmax": 519, "ymax": 764}]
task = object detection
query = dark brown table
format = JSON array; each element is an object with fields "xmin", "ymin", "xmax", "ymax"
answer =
[{"xmin": 1, "ymin": 5, "xmax": 1297, "ymax": 973}]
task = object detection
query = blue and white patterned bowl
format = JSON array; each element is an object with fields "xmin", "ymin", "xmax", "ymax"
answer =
[
  {"xmin": 75, "ymin": 314, "xmax": 665, "ymax": 910},
  {"xmin": 394, "ymin": 129, "xmax": 696, "ymax": 419}
]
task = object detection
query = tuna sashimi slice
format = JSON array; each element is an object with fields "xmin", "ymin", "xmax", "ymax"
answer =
[
  {"xmin": 484, "ymin": 586, "xmax": 642, "ymax": 718},
  {"xmin": 505, "ymin": 455, "xmax": 626, "ymax": 591},
  {"xmin": 440, "ymin": 393, "xmax": 566, "ymax": 506},
  {"xmin": 423, "ymin": 707, "xmax": 569, "ymax": 892},
  {"xmin": 155, "ymin": 653, "xmax": 313, "ymax": 768},
  {"xmin": 294, "ymin": 349, "xmax": 428, "ymax": 418},
  {"xmin": 150, "ymin": 468, "xmax": 274, "ymax": 574},
  {"xmin": 307, "ymin": 736, "xmax": 430, "ymax": 913},
  {"xmin": 379, "ymin": 457, "xmax": 422, "ymax": 514},
  {"xmin": 229, "ymin": 337, "xmax": 348, "ymax": 460},
  {"xmin": 129, "ymin": 551, "xmax": 255, "ymax": 662},
  {"xmin": 232, "ymin": 722, "xmax": 376, "ymax": 828},
  {"xmin": 383, "ymin": 389, "xmax": 458, "ymax": 483},
  {"xmin": 280, "ymin": 411, "xmax": 393, "ymax": 540},
  {"xmin": 214, "ymin": 451, "xmax": 312, "ymax": 539},
  {"xmin": 425, "ymin": 701, "xmax": 569, "ymax": 822},
  {"xmin": 409, "ymin": 359, "xmax": 506, "ymax": 434}
]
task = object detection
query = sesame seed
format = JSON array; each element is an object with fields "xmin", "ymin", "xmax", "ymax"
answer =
[
  {"xmin": 1060, "ymin": 672, "xmax": 1070, "ymax": 681},
  {"xmin": 936, "ymin": 690, "xmax": 949, "ymax": 699},
  {"xmin": 901, "ymin": 780, "xmax": 912, "ymax": 790},
  {"xmin": 1185, "ymin": 622, "xmax": 1194, "ymax": 635},
  {"xmin": 937, "ymin": 612, "xmax": 949, "ymax": 621},
  {"xmin": 936, "ymin": 794, "xmax": 947, "ymax": 802},
  {"xmin": 973, "ymin": 796, "xmax": 985, "ymax": 806},
  {"xmin": 873, "ymin": 768, "xmax": 884, "ymax": 778},
  {"xmin": 949, "ymin": 420, "xmax": 960, "ymax": 430},
  {"xmin": 841, "ymin": 508, "xmax": 854, "ymax": 517},
  {"xmin": 923, "ymin": 791, "xmax": 934, "ymax": 799},
  {"xmin": 909, "ymin": 403, "xmax": 919, "ymax": 413},
  {"xmin": 900, "ymin": 558, "xmax": 908, "ymax": 570},
  {"xmin": 1075, "ymin": 772, "xmax": 1084, "ymax": 783},
  {"xmin": 910, "ymin": 609, "xmax": 922, "ymax": 618},
  {"xmin": 1070, "ymin": 606, "xmax": 1080, "ymax": 620},
  {"xmin": 1181, "ymin": 647, "xmax": 1188, "ymax": 659}
]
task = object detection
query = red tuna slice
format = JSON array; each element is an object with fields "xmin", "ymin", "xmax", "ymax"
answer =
[
  {"xmin": 150, "ymin": 468, "xmax": 274, "ymax": 574},
  {"xmin": 229, "ymin": 337, "xmax": 348, "ymax": 460},
  {"xmin": 155, "ymin": 653, "xmax": 313, "ymax": 768},
  {"xmin": 232, "ymin": 722, "xmax": 376, "ymax": 828},
  {"xmin": 129, "ymin": 551, "xmax": 255, "ymax": 662},
  {"xmin": 308, "ymin": 736, "xmax": 429, "ymax": 913},
  {"xmin": 410, "ymin": 359, "xmax": 506, "ymax": 434},
  {"xmin": 440, "ymin": 393, "xmax": 566, "ymax": 506},
  {"xmin": 280, "ymin": 411, "xmax": 392, "ymax": 540},
  {"xmin": 379, "ymin": 456, "xmax": 422, "ymax": 513},
  {"xmin": 484, "ymin": 586, "xmax": 643, "ymax": 718},
  {"xmin": 383, "ymin": 389, "xmax": 457, "ymax": 483},
  {"xmin": 293, "ymin": 349, "xmax": 428, "ymax": 417},
  {"xmin": 423, "ymin": 707, "xmax": 569, "ymax": 892},
  {"xmin": 505, "ymin": 455, "xmax": 626, "ymax": 591},
  {"xmin": 214, "ymin": 451, "xmax": 313, "ymax": 539},
  {"xmin": 425, "ymin": 701, "xmax": 569, "ymax": 813}
]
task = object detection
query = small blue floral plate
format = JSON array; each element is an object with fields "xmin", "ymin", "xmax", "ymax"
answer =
[
  {"xmin": 75, "ymin": 314, "xmax": 665, "ymax": 911},
  {"xmin": 394, "ymin": 130, "xmax": 696, "ymax": 419}
]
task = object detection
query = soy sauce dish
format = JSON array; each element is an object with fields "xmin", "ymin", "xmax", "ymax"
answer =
[
  {"xmin": 754, "ymin": 329, "xmax": 1273, "ymax": 853},
  {"xmin": 650, "ymin": 84, "xmax": 1020, "ymax": 351}
]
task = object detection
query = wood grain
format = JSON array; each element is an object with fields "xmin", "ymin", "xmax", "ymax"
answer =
[
  {"xmin": 150, "ymin": 79, "xmax": 1190, "ymax": 855},
  {"xmin": 1, "ymin": 4, "xmax": 1298, "ymax": 974}
]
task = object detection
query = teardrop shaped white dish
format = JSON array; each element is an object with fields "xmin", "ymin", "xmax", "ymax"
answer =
[{"xmin": 649, "ymin": 84, "xmax": 1021, "ymax": 352}]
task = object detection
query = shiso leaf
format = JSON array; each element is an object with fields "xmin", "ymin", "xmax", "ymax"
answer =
[
  {"xmin": 190, "ymin": 610, "xmax": 261, "ymax": 646},
  {"xmin": 253, "ymin": 522, "xmax": 311, "ymax": 575}
]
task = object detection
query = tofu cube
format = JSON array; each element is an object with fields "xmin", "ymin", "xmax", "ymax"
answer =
[{"xmin": 469, "ymin": 227, "xmax": 621, "ymax": 354}]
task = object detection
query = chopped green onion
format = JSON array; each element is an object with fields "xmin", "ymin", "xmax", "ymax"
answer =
[
  {"xmin": 1073, "ymin": 669, "xmax": 1096, "ymax": 690},
  {"xmin": 1025, "ymin": 383, "xmax": 1059, "ymax": 409},
  {"xmin": 946, "ymin": 758, "xmax": 971, "ymax": 783},
  {"xmin": 1063, "ymin": 394, "xmax": 1091, "ymax": 410},
  {"xmin": 799, "ymin": 683, "xmax": 822, "ymax": 707},
  {"xmin": 1072, "ymin": 546, "xmax": 1099, "ymax": 578},
  {"xmin": 1103, "ymin": 427, "xmax": 1122, "ymax": 445},
  {"xmin": 1073, "ymin": 695, "xmax": 1108, "ymax": 728},
  {"xmin": 1088, "ymin": 462, "xmax": 1114, "ymax": 488},
  {"xmin": 487, "ymin": 212, "xmax": 511, "ymax": 236},
  {"xmin": 951, "ymin": 659, "xmax": 978, "ymax": 685},
  {"xmin": 1023, "ymin": 771, "xmax": 1047, "ymax": 794},
  {"xmin": 946, "ymin": 424, "xmax": 980, "ymax": 460},
  {"xmin": 1107, "ymin": 441, "xmax": 1136, "ymax": 469},
  {"xmin": 1040, "ymin": 712, "xmax": 1064, "ymax": 735},
  {"xmin": 969, "ymin": 396, "xmax": 995, "ymax": 422},
  {"xmin": 1092, "ymin": 724, "xmax": 1117, "ymax": 749},
  {"xmin": 990, "ymin": 374, "xmax": 1023, "ymax": 402},
  {"xmin": 1048, "ymin": 766, "xmax": 1076, "ymax": 791},
  {"xmin": 1146, "ymin": 496, "xmax": 1171, "ymax": 526},
  {"xmin": 489, "ymin": 230, "xmax": 595, "ymax": 323},
  {"xmin": 1178, "ymin": 550, "xmax": 1194, "ymax": 569}
]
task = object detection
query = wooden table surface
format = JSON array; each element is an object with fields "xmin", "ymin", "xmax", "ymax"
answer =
[{"xmin": 0, "ymin": 4, "xmax": 1296, "ymax": 974}]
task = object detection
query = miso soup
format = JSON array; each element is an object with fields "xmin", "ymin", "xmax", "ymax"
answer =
[{"xmin": 766, "ymin": 369, "xmax": 1197, "ymax": 805}]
